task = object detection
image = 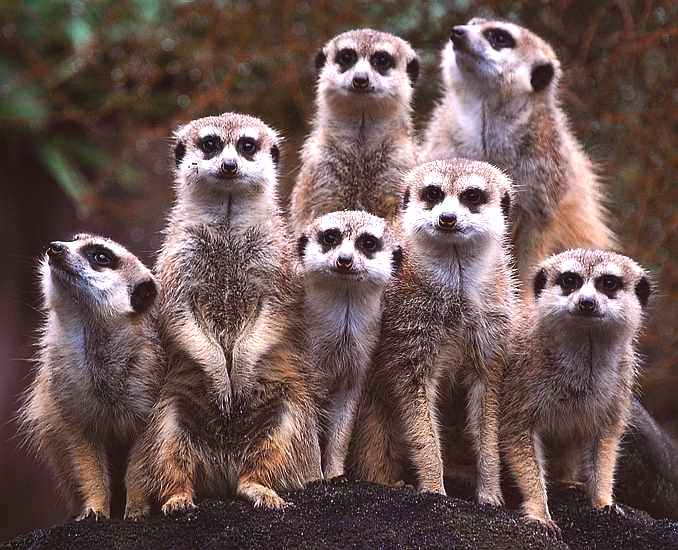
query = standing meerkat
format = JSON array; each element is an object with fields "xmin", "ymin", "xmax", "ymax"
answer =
[
  {"xmin": 290, "ymin": 28, "xmax": 420, "ymax": 232},
  {"xmin": 348, "ymin": 159, "xmax": 515, "ymax": 506},
  {"xmin": 130, "ymin": 113, "xmax": 321, "ymax": 516},
  {"xmin": 501, "ymin": 249, "xmax": 652, "ymax": 532},
  {"xmin": 422, "ymin": 18, "xmax": 614, "ymax": 287},
  {"xmin": 297, "ymin": 210, "xmax": 402, "ymax": 478},
  {"xmin": 20, "ymin": 234, "xmax": 160, "ymax": 520}
]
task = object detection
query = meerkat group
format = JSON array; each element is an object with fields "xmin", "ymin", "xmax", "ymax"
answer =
[{"xmin": 21, "ymin": 20, "xmax": 658, "ymax": 536}]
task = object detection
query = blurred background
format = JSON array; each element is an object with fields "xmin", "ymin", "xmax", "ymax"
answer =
[{"xmin": 0, "ymin": 0, "xmax": 675, "ymax": 541}]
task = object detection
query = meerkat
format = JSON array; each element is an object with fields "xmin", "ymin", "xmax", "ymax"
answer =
[
  {"xmin": 290, "ymin": 28, "xmax": 420, "ymax": 233},
  {"xmin": 128, "ymin": 113, "xmax": 321, "ymax": 517},
  {"xmin": 422, "ymin": 18, "xmax": 614, "ymax": 288},
  {"xmin": 348, "ymin": 159, "xmax": 515, "ymax": 506},
  {"xmin": 20, "ymin": 234, "xmax": 160, "ymax": 520},
  {"xmin": 501, "ymin": 249, "xmax": 652, "ymax": 532},
  {"xmin": 297, "ymin": 210, "xmax": 402, "ymax": 479}
]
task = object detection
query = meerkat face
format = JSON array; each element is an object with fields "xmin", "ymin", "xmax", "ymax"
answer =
[
  {"xmin": 315, "ymin": 28, "xmax": 419, "ymax": 113},
  {"xmin": 41, "ymin": 234, "xmax": 157, "ymax": 316},
  {"xmin": 297, "ymin": 210, "xmax": 402, "ymax": 289},
  {"xmin": 533, "ymin": 249, "xmax": 652, "ymax": 334},
  {"xmin": 442, "ymin": 17, "xmax": 560, "ymax": 98},
  {"xmin": 172, "ymin": 112, "xmax": 280, "ymax": 197},
  {"xmin": 402, "ymin": 160, "xmax": 512, "ymax": 253}
]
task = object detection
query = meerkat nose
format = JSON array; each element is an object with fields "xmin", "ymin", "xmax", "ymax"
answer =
[
  {"xmin": 336, "ymin": 254, "xmax": 354, "ymax": 270},
  {"xmin": 578, "ymin": 297, "xmax": 597, "ymax": 314},
  {"xmin": 439, "ymin": 212, "xmax": 458, "ymax": 228},
  {"xmin": 219, "ymin": 159, "xmax": 238, "ymax": 178},
  {"xmin": 352, "ymin": 74, "xmax": 369, "ymax": 90},
  {"xmin": 47, "ymin": 242, "xmax": 66, "ymax": 257}
]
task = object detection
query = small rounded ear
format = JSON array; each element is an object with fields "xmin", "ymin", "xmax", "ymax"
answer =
[
  {"xmin": 270, "ymin": 144, "xmax": 280, "ymax": 167},
  {"xmin": 406, "ymin": 56, "xmax": 420, "ymax": 86},
  {"xmin": 315, "ymin": 49, "xmax": 327, "ymax": 72},
  {"xmin": 131, "ymin": 278, "xmax": 158, "ymax": 313},
  {"xmin": 635, "ymin": 276, "xmax": 652, "ymax": 308},
  {"xmin": 531, "ymin": 62, "xmax": 555, "ymax": 92},
  {"xmin": 500, "ymin": 191, "xmax": 511, "ymax": 221},
  {"xmin": 297, "ymin": 234, "xmax": 309, "ymax": 261},
  {"xmin": 391, "ymin": 246, "xmax": 404, "ymax": 275},
  {"xmin": 174, "ymin": 140, "xmax": 186, "ymax": 168},
  {"xmin": 533, "ymin": 268, "xmax": 548, "ymax": 299},
  {"xmin": 402, "ymin": 187, "xmax": 411, "ymax": 210}
]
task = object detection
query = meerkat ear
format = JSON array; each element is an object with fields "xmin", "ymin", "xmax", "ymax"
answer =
[
  {"xmin": 533, "ymin": 268, "xmax": 548, "ymax": 298},
  {"xmin": 500, "ymin": 191, "xmax": 511, "ymax": 221},
  {"xmin": 131, "ymin": 278, "xmax": 158, "ymax": 313},
  {"xmin": 297, "ymin": 234, "xmax": 309, "ymax": 260},
  {"xmin": 531, "ymin": 62, "xmax": 555, "ymax": 92},
  {"xmin": 174, "ymin": 139, "xmax": 186, "ymax": 168},
  {"xmin": 635, "ymin": 276, "xmax": 652, "ymax": 308},
  {"xmin": 315, "ymin": 49, "xmax": 327, "ymax": 72},
  {"xmin": 402, "ymin": 187, "xmax": 411, "ymax": 210},
  {"xmin": 391, "ymin": 246, "xmax": 404, "ymax": 275},
  {"xmin": 406, "ymin": 56, "xmax": 420, "ymax": 86},
  {"xmin": 270, "ymin": 144, "xmax": 280, "ymax": 167}
]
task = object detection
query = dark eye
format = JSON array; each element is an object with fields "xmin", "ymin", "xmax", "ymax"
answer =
[
  {"xmin": 422, "ymin": 185, "xmax": 444, "ymax": 205},
  {"xmin": 556, "ymin": 271, "xmax": 583, "ymax": 295},
  {"xmin": 336, "ymin": 48, "xmax": 358, "ymax": 69},
  {"xmin": 460, "ymin": 188, "xmax": 488, "ymax": 208},
  {"xmin": 198, "ymin": 135, "xmax": 223, "ymax": 156},
  {"xmin": 483, "ymin": 28, "xmax": 516, "ymax": 50},
  {"xmin": 357, "ymin": 234, "xmax": 381, "ymax": 255},
  {"xmin": 371, "ymin": 51, "xmax": 395, "ymax": 73},
  {"xmin": 237, "ymin": 137, "xmax": 258, "ymax": 157},
  {"xmin": 94, "ymin": 252, "xmax": 112, "ymax": 266},
  {"xmin": 320, "ymin": 228, "xmax": 342, "ymax": 248},
  {"xmin": 597, "ymin": 274, "xmax": 623, "ymax": 295}
]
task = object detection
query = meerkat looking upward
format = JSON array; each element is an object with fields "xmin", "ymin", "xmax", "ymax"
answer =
[
  {"xmin": 290, "ymin": 28, "xmax": 420, "ymax": 232},
  {"xmin": 21, "ymin": 234, "xmax": 160, "ymax": 520},
  {"xmin": 131, "ymin": 113, "xmax": 321, "ymax": 516},
  {"xmin": 297, "ymin": 210, "xmax": 402, "ymax": 478},
  {"xmin": 349, "ymin": 159, "xmax": 515, "ymax": 506},
  {"xmin": 422, "ymin": 18, "xmax": 614, "ymax": 288},
  {"xmin": 501, "ymin": 249, "xmax": 652, "ymax": 533}
]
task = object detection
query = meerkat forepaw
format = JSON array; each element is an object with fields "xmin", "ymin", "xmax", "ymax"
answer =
[
  {"xmin": 477, "ymin": 488, "xmax": 504, "ymax": 507},
  {"xmin": 239, "ymin": 482, "xmax": 288, "ymax": 509},
  {"xmin": 124, "ymin": 502, "xmax": 150, "ymax": 521},
  {"xmin": 524, "ymin": 514, "xmax": 562, "ymax": 538},
  {"xmin": 598, "ymin": 502, "xmax": 626, "ymax": 517},
  {"xmin": 161, "ymin": 494, "xmax": 196, "ymax": 516},
  {"xmin": 76, "ymin": 507, "xmax": 109, "ymax": 522}
]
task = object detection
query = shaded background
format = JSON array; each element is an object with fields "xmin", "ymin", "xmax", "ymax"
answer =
[{"xmin": 1, "ymin": 0, "xmax": 675, "ymax": 541}]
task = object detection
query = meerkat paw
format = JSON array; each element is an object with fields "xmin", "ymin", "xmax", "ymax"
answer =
[
  {"xmin": 523, "ymin": 514, "xmax": 562, "ymax": 538},
  {"xmin": 124, "ymin": 501, "xmax": 150, "ymax": 521},
  {"xmin": 597, "ymin": 502, "xmax": 626, "ymax": 517},
  {"xmin": 239, "ymin": 481, "xmax": 288, "ymax": 509},
  {"xmin": 76, "ymin": 507, "xmax": 109, "ymax": 522},
  {"xmin": 477, "ymin": 487, "xmax": 504, "ymax": 507},
  {"xmin": 161, "ymin": 493, "xmax": 196, "ymax": 516}
]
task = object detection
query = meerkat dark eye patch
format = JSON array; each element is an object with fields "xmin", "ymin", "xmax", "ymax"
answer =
[
  {"xmin": 531, "ymin": 62, "xmax": 555, "ymax": 92},
  {"xmin": 635, "ymin": 276, "xmax": 651, "ymax": 307},
  {"xmin": 556, "ymin": 271, "xmax": 584, "ymax": 295},
  {"xmin": 406, "ymin": 57, "xmax": 420, "ymax": 85},
  {"xmin": 370, "ymin": 51, "xmax": 395, "ymax": 75},
  {"xmin": 356, "ymin": 233, "xmax": 383, "ymax": 257},
  {"xmin": 237, "ymin": 136, "xmax": 258, "ymax": 158},
  {"xmin": 483, "ymin": 28, "xmax": 516, "ymax": 50},
  {"xmin": 500, "ymin": 191, "xmax": 511, "ymax": 220},
  {"xmin": 174, "ymin": 140, "xmax": 186, "ymax": 167},
  {"xmin": 595, "ymin": 274, "xmax": 624, "ymax": 297},
  {"xmin": 335, "ymin": 48, "xmax": 358, "ymax": 71},
  {"xmin": 82, "ymin": 245, "xmax": 119, "ymax": 271},
  {"xmin": 421, "ymin": 185, "xmax": 444, "ymax": 207},
  {"xmin": 533, "ymin": 268, "xmax": 547, "ymax": 298},
  {"xmin": 391, "ymin": 246, "xmax": 403, "ymax": 275},
  {"xmin": 297, "ymin": 234, "xmax": 309, "ymax": 260},
  {"xmin": 459, "ymin": 187, "xmax": 488, "ymax": 211},
  {"xmin": 270, "ymin": 144, "xmax": 280, "ymax": 166},
  {"xmin": 198, "ymin": 135, "xmax": 223, "ymax": 158},
  {"xmin": 318, "ymin": 228, "xmax": 342, "ymax": 251},
  {"xmin": 315, "ymin": 49, "xmax": 327, "ymax": 72},
  {"xmin": 131, "ymin": 278, "xmax": 158, "ymax": 313}
]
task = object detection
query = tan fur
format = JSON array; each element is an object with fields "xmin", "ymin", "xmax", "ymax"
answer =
[
  {"xmin": 348, "ymin": 159, "xmax": 516, "ymax": 506},
  {"xmin": 20, "ymin": 234, "xmax": 161, "ymax": 520},
  {"xmin": 501, "ymin": 249, "xmax": 651, "ymax": 532},
  {"xmin": 132, "ymin": 113, "xmax": 321, "ymax": 517},
  {"xmin": 290, "ymin": 29, "xmax": 419, "ymax": 232},
  {"xmin": 422, "ymin": 18, "xmax": 614, "ymax": 290}
]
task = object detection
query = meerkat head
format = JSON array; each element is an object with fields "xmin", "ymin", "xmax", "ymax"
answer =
[
  {"xmin": 314, "ymin": 28, "xmax": 419, "ymax": 117},
  {"xmin": 41, "ymin": 234, "xmax": 157, "ymax": 317},
  {"xmin": 532, "ymin": 249, "xmax": 652, "ymax": 336},
  {"xmin": 172, "ymin": 112, "xmax": 281, "ymax": 205},
  {"xmin": 442, "ymin": 17, "xmax": 560, "ymax": 101},
  {"xmin": 402, "ymin": 159, "xmax": 512, "ymax": 256},
  {"xmin": 297, "ymin": 210, "xmax": 402, "ymax": 291}
]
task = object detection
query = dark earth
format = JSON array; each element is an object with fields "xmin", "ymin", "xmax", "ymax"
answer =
[{"xmin": 4, "ymin": 478, "xmax": 678, "ymax": 550}]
